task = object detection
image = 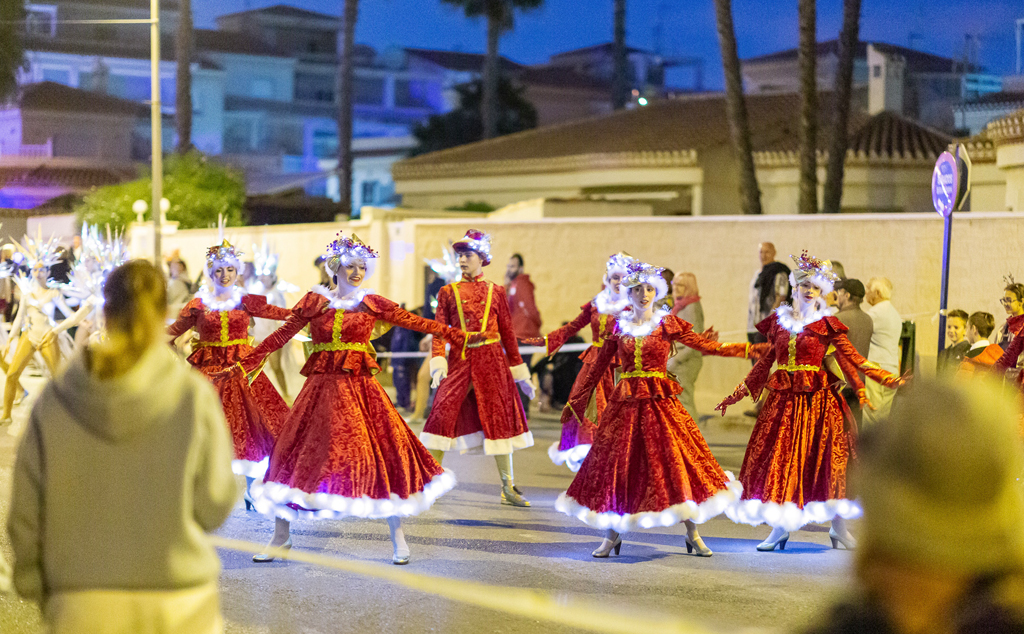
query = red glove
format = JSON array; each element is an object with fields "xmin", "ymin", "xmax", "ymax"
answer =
[
  {"xmin": 881, "ymin": 371, "xmax": 912, "ymax": 389},
  {"xmin": 748, "ymin": 343, "xmax": 772, "ymax": 361},
  {"xmin": 519, "ymin": 336, "xmax": 545, "ymax": 347},
  {"xmin": 700, "ymin": 326, "xmax": 720, "ymax": 342},
  {"xmin": 715, "ymin": 383, "xmax": 750, "ymax": 416},
  {"xmin": 445, "ymin": 328, "xmax": 466, "ymax": 347}
]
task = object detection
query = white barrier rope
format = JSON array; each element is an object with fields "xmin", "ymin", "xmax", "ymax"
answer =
[{"xmin": 208, "ymin": 535, "xmax": 771, "ymax": 634}]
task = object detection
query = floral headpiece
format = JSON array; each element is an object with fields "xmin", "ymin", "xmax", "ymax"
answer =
[
  {"xmin": 205, "ymin": 239, "xmax": 243, "ymax": 272},
  {"xmin": 606, "ymin": 251, "xmax": 637, "ymax": 276},
  {"xmin": 324, "ymin": 233, "xmax": 378, "ymax": 275},
  {"xmin": 622, "ymin": 261, "xmax": 669, "ymax": 300},
  {"xmin": 426, "ymin": 241, "xmax": 461, "ymax": 284},
  {"xmin": 251, "ymin": 240, "xmax": 279, "ymax": 278},
  {"xmin": 790, "ymin": 251, "xmax": 839, "ymax": 293},
  {"xmin": 452, "ymin": 229, "xmax": 492, "ymax": 266}
]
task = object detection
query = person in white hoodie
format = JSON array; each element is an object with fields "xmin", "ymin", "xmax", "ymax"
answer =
[{"xmin": 7, "ymin": 259, "xmax": 238, "ymax": 634}]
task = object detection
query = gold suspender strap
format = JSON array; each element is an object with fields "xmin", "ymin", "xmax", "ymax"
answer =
[
  {"xmin": 452, "ymin": 282, "xmax": 495, "ymax": 359},
  {"xmin": 193, "ymin": 337, "xmax": 252, "ymax": 348}
]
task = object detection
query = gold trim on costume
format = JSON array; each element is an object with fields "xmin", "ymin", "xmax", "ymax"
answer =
[
  {"xmin": 220, "ymin": 311, "xmax": 230, "ymax": 342},
  {"xmin": 452, "ymin": 281, "xmax": 496, "ymax": 359},
  {"xmin": 310, "ymin": 341, "xmax": 371, "ymax": 354},
  {"xmin": 194, "ymin": 337, "xmax": 252, "ymax": 348},
  {"xmin": 621, "ymin": 369, "xmax": 667, "ymax": 379}
]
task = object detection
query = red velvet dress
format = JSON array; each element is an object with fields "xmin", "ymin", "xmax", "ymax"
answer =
[
  {"xmin": 556, "ymin": 313, "xmax": 747, "ymax": 533},
  {"xmin": 727, "ymin": 308, "xmax": 898, "ymax": 531},
  {"xmin": 421, "ymin": 274, "xmax": 533, "ymax": 455},
  {"xmin": 522, "ymin": 291, "xmax": 625, "ymax": 471},
  {"xmin": 240, "ymin": 289, "xmax": 457, "ymax": 520},
  {"xmin": 995, "ymin": 314, "xmax": 1024, "ymax": 436},
  {"xmin": 167, "ymin": 290, "xmax": 291, "ymax": 478}
]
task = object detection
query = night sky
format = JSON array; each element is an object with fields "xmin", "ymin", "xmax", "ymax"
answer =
[{"xmin": 194, "ymin": 0, "xmax": 1019, "ymax": 90}]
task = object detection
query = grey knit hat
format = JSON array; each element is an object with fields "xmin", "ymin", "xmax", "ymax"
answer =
[{"xmin": 855, "ymin": 378, "xmax": 1024, "ymax": 575}]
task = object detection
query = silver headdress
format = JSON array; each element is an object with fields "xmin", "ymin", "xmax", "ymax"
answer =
[{"xmin": 425, "ymin": 241, "xmax": 461, "ymax": 285}]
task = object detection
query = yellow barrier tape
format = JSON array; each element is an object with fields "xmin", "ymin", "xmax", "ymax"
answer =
[{"xmin": 207, "ymin": 535, "xmax": 770, "ymax": 634}]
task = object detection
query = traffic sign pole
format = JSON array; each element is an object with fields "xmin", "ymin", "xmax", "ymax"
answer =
[{"xmin": 932, "ymin": 146, "xmax": 970, "ymax": 358}]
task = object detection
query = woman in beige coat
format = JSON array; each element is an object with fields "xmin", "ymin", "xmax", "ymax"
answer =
[{"xmin": 7, "ymin": 260, "xmax": 238, "ymax": 634}]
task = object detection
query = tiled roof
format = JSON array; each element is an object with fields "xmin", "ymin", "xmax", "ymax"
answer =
[
  {"xmin": 18, "ymin": 82, "xmax": 148, "ymax": 117},
  {"xmin": 745, "ymin": 40, "xmax": 972, "ymax": 74},
  {"xmin": 217, "ymin": 4, "xmax": 339, "ymax": 21},
  {"xmin": 404, "ymin": 48, "xmax": 523, "ymax": 73},
  {"xmin": 0, "ymin": 162, "xmax": 137, "ymax": 189},
  {"xmin": 985, "ymin": 108, "xmax": 1024, "ymax": 145},
  {"xmin": 549, "ymin": 42, "xmax": 655, "ymax": 60},
  {"xmin": 395, "ymin": 92, "xmax": 950, "ymax": 179}
]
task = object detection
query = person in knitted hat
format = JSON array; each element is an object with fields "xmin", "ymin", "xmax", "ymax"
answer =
[{"xmin": 806, "ymin": 378, "xmax": 1024, "ymax": 633}]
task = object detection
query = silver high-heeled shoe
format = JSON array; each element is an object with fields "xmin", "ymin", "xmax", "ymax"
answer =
[
  {"xmin": 592, "ymin": 537, "xmax": 622, "ymax": 558},
  {"xmin": 393, "ymin": 549, "xmax": 411, "ymax": 565},
  {"xmin": 252, "ymin": 537, "xmax": 292, "ymax": 563},
  {"xmin": 685, "ymin": 536, "xmax": 713, "ymax": 557},
  {"xmin": 829, "ymin": 527, "xmax": 856, "ymax": 550},
  {"xmin": 756, "ymin": 531, "xmax": 790, "ymax": 552},
  {"xmin": 242, "ymin": 491, "xmax": 255, "ymax": 512}
]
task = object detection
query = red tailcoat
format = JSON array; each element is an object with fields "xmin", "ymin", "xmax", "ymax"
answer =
[
  {"xmin": 167, "ymin": 293, "xmax": 290, "ymax": 477},
  {"xmin": 728, "ymin": 311, "xmax": 898, "ymax": 531},
  {"xmin": 240, "ymin": 290, "xmax": 455, "ymax": 520},
  {"xmin": 421, "ymin": 274, "xmax": 533, "ymax": 455},
  {"xmin": 556, "ymin": 314, "xmax": 744, "ymax": 531}
]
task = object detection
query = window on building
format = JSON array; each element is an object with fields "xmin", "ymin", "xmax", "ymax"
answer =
[
  {"xmin": 108, "ymin": 74, "xmax": 151, "ymax": 102},
  {"xmin": 25, "ymin": 5, "xmax": 57, "ymax": 37},
  {"xmin": 224, "ymin": 119, "xmax": 255, "ymax": 153},
  {"xmin": 312, "ymin": 130, "xmax": 338, "ymax": 158},
  {"xmin": 40, "ymin": 68, "xmax": 70, "ymax": 85},
  {"xmin": 295, "ymin": 73, "xmax": 334, "ymax": 102},
  {"xmin": 873, "ymin": 65, "xmax": 882, "ymax": 78},
  {"xmin": 361, "ymin": 180, "xmax": 379, "ymax": 206},
  {"xmin": 353, "ymin": 76, "xmax": 385, "ymax": 105}
]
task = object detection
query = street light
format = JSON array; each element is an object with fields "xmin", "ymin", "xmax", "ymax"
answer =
[
  {"xmin": 133, "ymin": 197, "xmax": 170, "ymax": 224},
  {"xmin": 150, "ymin": 0, "xmax": 163, "ymax": 264}
]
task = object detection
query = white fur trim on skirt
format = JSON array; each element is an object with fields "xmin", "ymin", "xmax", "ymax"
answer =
[
  {"xmin": 251, "ymin": 469, "xmax": 457, "ymax": 521},
  {"xmin": 419, "ymin": 430, "xmax": 534, "ymax": 455},
  {"xmin": 725, "ymin": 497, "xmax": 862, "ymax": 532},
  {"xmin": 555, "ymin": 472, "xmax": 743, "ymax": 534},
  {"xmin": 547, "ymin": 441, "xmax": 591, "ymax": 473},
  {"xmin": 232, "ymin": 458, "xmax": 269, "ymax": 480}
]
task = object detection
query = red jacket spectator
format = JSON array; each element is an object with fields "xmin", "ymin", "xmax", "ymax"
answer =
[{"xmin": 505, "ymin": 254, "xmax": 542, "ymax": 339}]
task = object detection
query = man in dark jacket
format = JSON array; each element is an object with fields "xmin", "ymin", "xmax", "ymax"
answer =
[
  {"xmin": 747, "ymin": 242, "xmax": 790, "ymax": 346},
  {"xmin": 834, "ymin": 278, "xmax": 873, "ymax": 423}
]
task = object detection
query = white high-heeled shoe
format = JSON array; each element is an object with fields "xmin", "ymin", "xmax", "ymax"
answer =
[
  {"xmin": 252, "ymin": 537, "xmax": 292, "ymax": 563},
  {"xmin": 685, "ymin": 535, "xmax": 713, "ymax": 557},
  {"xmin": 829, "ymin": 527, "xmax": 856, "ymax": 550},
  {"xmin": 756, "ymin": 531, "xmax": 790, "ymax": 552}
]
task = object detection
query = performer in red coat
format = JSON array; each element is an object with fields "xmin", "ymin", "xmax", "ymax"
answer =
[
  {"xmin": 238, "ymin": 234, "xmax": 468, "ymax": 565},
  {"xmin": 557, "ymin": 262, "xmax": 752, "ymax": 558},
  {"xmin": 717, "ymin": 252, "xmax": 907, "ymax": 552},
  {"xmin": 996, "ymin": 313, "xmax": 1024, "ymax": 390},
  {"xmin": 420, "ymin": 229, "xmax": 536, "ymax": 507},
  {"xmin": 520, "ymin": 252, "xmax": 635, "ymax": 471},
  {"xmin": 167, "ymin": 240, "xmax": 290, "ymax": 485}
]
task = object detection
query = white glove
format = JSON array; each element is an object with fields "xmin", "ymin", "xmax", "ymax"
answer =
[
  {"xmin": 509, "ymin": 363, "xmax": 535, "ymax": 399},
  {"xmin": 429, "ymin": 357, "xmax": 448, "ymax": 389}
]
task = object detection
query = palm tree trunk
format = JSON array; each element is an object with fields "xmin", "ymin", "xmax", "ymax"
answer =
[
  {"xmin": 612, "ymin": 0, "xmax": 628, "ymax": 110},
  {"xmin": 797, "ymin": 0, "xmax": 818, "ymax": 214},
  {"xmin": 482, "ymin": 6, "xmax": 501, "ymax": 140},
  {"xmin": 174, "ymin": 0, "xmax": 193, "ymax": 154},
  {"xmin": 336, "ymin": 0, "xmax": 359, "ymax": 217},
  {"xmin": 713, "ymin": 0, "xmax": 762, "ymax": 215},
  {"xmin": 822, "ymin": 0, "xmax": 862, "ymax": 213}
]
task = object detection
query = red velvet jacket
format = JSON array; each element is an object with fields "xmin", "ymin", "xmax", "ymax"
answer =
[
  {"xmin": 433, "ymin": 275, "xmax": 523, "ymax": 368},
  {"xmin": 167, "ymin": 293, "xmax": 290, "ymax": 371}
]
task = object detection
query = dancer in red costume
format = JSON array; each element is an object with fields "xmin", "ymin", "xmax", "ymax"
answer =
[
  {"xmin": 994, "ymin": 313, "xmax": 1024, "ymax": 436},
  {"xmin": 557, "ymin": 262, "xmax": 754, "ymax": 558},
  {"xmin": 420, "ymin": 229, "xmax": 537, "ymax": 507},
  {"xmin": 167, "ymin": 240, "xmax": 290, "ymax": 486},
  {"xmin": 237, "ymin": 235, "xmax": 468, "ymax": 565},
  {"xmin": 717, "ymin": 252, "xmax": 907, "ymax": 552},
  {"xmin": 520, "ymin": 252, "xmax": 635, "ymax": 471}
]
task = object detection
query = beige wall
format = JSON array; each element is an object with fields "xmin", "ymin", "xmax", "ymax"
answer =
[{"xmin": 130, "ymin": 210, "xmax": 1024, "ymax": 410}]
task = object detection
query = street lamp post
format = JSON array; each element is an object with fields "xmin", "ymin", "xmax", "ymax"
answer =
[{"xmin": 150, "ymin": 0, "xmax": 163, "ymax": 263}]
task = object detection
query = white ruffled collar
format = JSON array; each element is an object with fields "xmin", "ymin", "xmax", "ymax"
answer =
[
  {"xmin": 593, "ymin": 287, "xmax": 629, "ymax": 315},
  {"xmin": 197, "ymin": 285, "xmax": 244, "ymax": 311},
  {"xmin": 616, "ymin": 306, "xmax": 670, "ymax": 337},
  {"xmin": 312, "ymin": 284, "xmax": 372, "ymax": 310},
  {"xmin": 775, "ymin": 304, "xmax": 831, "ymax": 334}
]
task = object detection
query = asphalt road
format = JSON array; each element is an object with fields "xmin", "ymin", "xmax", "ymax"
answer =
[{"xmin": 0, "ymin": 374, "xmax": 856, "ymax": 634}]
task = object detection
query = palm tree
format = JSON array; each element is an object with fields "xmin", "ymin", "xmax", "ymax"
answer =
[
  {"xmin": 175, "ymin": 0, "xmax": 193, "ymax": 153},
  {"xmin": 797, "ymin": 0, "xmax": 818, "ymax": 214},
  {"xmin": 442, "ymin": 0, "xmax": 542, "ymax": 140},
  {"xmin": 0, "ymin": 3, "xmax": 25, "ymax": 102},
  {"xmin": 713, "ymin": 0, "xmax": 761, "ymax": 214},
  {"xmin": 822, "ymin": 0, "xmax": 862, "ymax": 213},
  {"xmin": 612, "ymin": 0, "xmax": 628, "ymax": 110},
  {"xmin": 336, "ymin": 0, "xmax": 359, "ymax": 217}
]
